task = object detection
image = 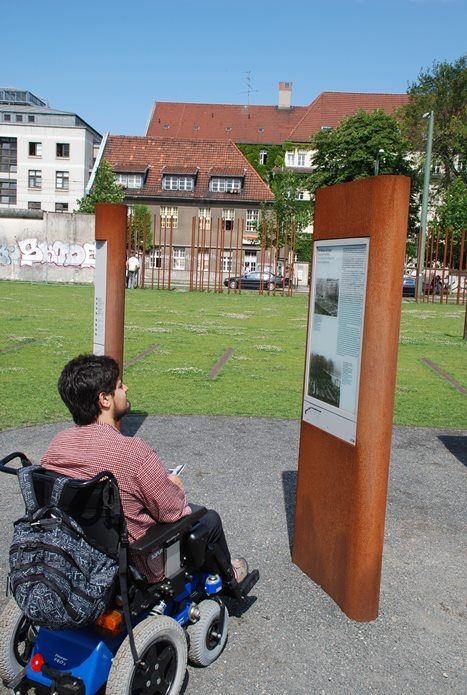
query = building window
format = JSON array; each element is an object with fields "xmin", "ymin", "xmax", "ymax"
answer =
[
  {"xmin": 0, "ymin": 180, "xmax": 17, "ymax": 205},
  {"xmin": 28, "ymin": 201, "xmax": 41, "ymax": 210},
  {"xmin": 28, "ymin": 115, "xmax": 35, "ymax": 123},
  {"xmin": 162, "ymin": 175, "xmax": 194, "ymax": 191},
  {"xmin": 160, "ymin": 206, "xmax": 178, "ymax": 229},
  {"xmin": 55, "ymin": 202, "xmax": 69, "ymax": 212},
  {"xmin": 286, "ymin": 152, "xmax": 295, "ymax": 166},
  {"xmin": 222, "ymin": 209, "xmax": 235, "ymax": 231},
  {"xmin": 15, "ymin": 114, "xmax": 23, "ymax": 122},
  {"xmin": 259, "ymin": 150, "xmax": 268, "ymax": 165},
  {"xmin": 0, "ymin": 137, "xmax": 17, "ymax": 173},
  {"xmin": 198, "ymin": 207, "xmax": 211, "ymax": 230},
  {"xmin": 29, "ymin": 142, "xmax": 42, "ymax": 157},
  {"xmin": 246, "ymin": 209, "xmax": 259, "ymax": 232},
  {"xmin": 197, "ymin": 249, "xmax": 210, "ymax": 271},
  {"xmin": 28, "ymin": 169, "xmax": 42, "ymax": 189},
  {"xmin": 244, "ymin": 250, "xmax": 257, "ymax": 271},
  {"xmin": 209, "ymin": 177, "xmax": 242, "ymax": 193},
  {"xmin": 173, "ymin": 247, "xmax": 186, "ymax": 270},
  {"xmin": 150, "ymin": 248, "xmax": 162, "ymax": 269},
  {"xmin": 56, "ymin": 143, "xmax": 70, "ymax": 158},
  {"xmin": 56, "ymin": 171, "xmax": 69, "ymax": 190},
  {"xmin": 222, "ymin": 252, "xmax": 232, "ymax": 272},
  {"xmin": 3, "ymin": 114, "xmax": 11, "ymax": 122},
  {"xmin": 297, "ymin": 151, "xmax": 306, "ymax": 167},
  {"xmin": 117, "ymin": 173, "xmax": 143, "ymax": 189}
]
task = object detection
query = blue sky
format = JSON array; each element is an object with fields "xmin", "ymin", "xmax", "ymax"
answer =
[{"xmin": 4, "ymin": 0, "xmax": 466, "ymax": 135}]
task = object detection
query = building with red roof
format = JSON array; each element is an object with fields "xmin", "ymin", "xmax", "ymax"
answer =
[
  {"xmin": 146, "ymin": 84, "xmax": 409, "ymax": 144},
  {"xmin": 99, "ymin": 135, "xmax": 275, "ymax": 283}
]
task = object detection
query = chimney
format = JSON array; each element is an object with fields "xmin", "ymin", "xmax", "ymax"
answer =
[{"xmin": 278, "ymin": 81, "xmax": 292, "ymax": 109}]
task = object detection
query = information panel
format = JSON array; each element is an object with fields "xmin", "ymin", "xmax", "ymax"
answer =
[
  {"xmin": 303, "ymin": 238, "xmax": 369, "ymax": 445},
  {"xmin": 93, "ymin": 239, "xmax": 107, "ymax": 356}
]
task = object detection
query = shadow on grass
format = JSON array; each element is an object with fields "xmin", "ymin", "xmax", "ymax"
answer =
[
  {"xmin": 121, "ymin": 412, "xmax": 149, "ymax": 437},
  {"xmin": 282, "ymin": 470, "xmax": 297, "ymax": 553},
  {"xmin": 438, "ymin": 435, "xmax": 467, "ymax": 467}
]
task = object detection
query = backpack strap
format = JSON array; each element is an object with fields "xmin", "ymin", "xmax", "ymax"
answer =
[
  {"xmin": 17, "ymin": 465, "xmax": 42, "ymax": 515},
  {"xmin": 49, "ymin": 475, "xmax": 69, "ymax": 507},
  {"xmin": 118, "ymin": 530, "xmax": 141, "ymax": 666}
]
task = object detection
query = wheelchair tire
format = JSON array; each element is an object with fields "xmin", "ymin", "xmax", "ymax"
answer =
[
  {"xmin": 187, "ymin": 599, "xmax": 229, "ymax": 666},
  {"xmin": 106, "ymin": 615, "xmax": 187, "ymax": 695},
  {"xmin": 0, "ymin": 599, "xmax": 37, "ymax": 686}
]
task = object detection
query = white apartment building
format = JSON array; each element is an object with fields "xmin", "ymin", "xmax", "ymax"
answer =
[{"xmin": 0, "ymin": 89, "xmax": 101, "ymax": 213}]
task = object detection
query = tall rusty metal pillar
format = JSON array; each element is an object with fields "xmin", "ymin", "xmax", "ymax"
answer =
[
  {"xmin": 93, "ymin": 203, "xmax": 127, "ymax": 375},
  {"xmin": 293, "ymin": 176, "xmax": 411, "ymax": 622}
]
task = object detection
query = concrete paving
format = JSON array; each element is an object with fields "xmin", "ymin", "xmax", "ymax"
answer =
[{"xmin": 0, "ymin": 416, "xmax": 465, "ymax": 694}]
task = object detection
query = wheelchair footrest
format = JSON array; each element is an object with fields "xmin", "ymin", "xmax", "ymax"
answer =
[
  {"xmin": 239, "ymin": 569, "xmax": 259, "ymax": 598},
  {"xmin": 225, "ymin": 568, "xmax": 259, "ymax": 600}
]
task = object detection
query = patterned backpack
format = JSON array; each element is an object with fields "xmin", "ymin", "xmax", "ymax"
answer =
[{"xmin": 9, "ymin": 465, "xmax": 120, "ymax": 630}]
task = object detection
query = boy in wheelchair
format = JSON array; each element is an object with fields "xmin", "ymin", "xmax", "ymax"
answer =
[{"xmin": 0, "ymin": 354, "xmax": 258, "ymax": 694}]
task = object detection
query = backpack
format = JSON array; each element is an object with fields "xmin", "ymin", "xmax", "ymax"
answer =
[{"xmin": 9, "ymin": 465, "xmax": 120, "ymax": 630}]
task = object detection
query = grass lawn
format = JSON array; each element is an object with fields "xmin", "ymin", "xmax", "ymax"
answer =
[{"xmin": 0, "ymin": 281, "xmax": 465, "ymax": 431}]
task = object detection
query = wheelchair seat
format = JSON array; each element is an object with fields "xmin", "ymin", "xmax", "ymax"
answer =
[
  {"xmin": 0, "ymin": 452, "xmax": 259, "ymax": 695},
  {"xmin": 2, "ymin": 455, "xmax": 210, "ymax": 585}
]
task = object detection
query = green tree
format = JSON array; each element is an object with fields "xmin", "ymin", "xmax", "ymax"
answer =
[
  {"xmin": 77, "ymin": 159, "xmax": 124, "ymax": 213},
  {"xmin": 295, "ymin": 232, "xmax": 313, "ymax": 263},
  {"xmin": 309, "ymin": 109, "xmax": 419, "ymax": 251},
  {"xmin": 129, "ymin": 204, "xmax": 153, "ymax": 248},
  {"xmin": 400, "ymin": 55, "xmax": 467, "ymax": 188},
  {"xmin": 259, "ymin": 170, "xmax": 312, "ymax": 249},
  {"xmin": 309, "ymin": 109, "xmax": 414, "ymax": 189},
  {"xmin": 435, "ymin": 177, "xmax": 467, "ymax": 238}
]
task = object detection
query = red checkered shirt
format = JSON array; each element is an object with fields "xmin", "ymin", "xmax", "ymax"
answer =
[{"xmin": 40, "ymin": 422, "xmax": 191, "ymax": 581}]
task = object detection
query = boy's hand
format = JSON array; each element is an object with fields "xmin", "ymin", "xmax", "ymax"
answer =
[{"xmin": 168, "ymin": 474, "xmax": 184, "ymax": 490}]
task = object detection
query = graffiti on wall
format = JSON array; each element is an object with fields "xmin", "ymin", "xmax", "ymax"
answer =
[{"xmin": 0, "ymin": 238, "xmax": 96, "ymax": 268}]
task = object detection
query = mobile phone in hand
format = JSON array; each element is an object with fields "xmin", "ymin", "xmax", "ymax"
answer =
[{"xmin": 169, "ymin": 463, "xmax": 186, "ymax": 476}]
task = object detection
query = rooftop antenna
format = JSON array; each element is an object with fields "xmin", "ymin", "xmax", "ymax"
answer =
[{"xmin": 240, "ymin": 71, "xmax": 258, "ymax": 106}]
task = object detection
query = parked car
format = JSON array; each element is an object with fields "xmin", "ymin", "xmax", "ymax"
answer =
[
  {"xmin": 402, "ymin": 276, "xmax": 416, "ymax": 297},
  {"xmin": 224, "ymin": 271, "xmax": 290, "ymax": 290}
]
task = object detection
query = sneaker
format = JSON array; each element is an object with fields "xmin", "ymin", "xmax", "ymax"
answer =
[{"xmin": 231, "ymin": 557, "xmax": 249, "ymax": 584}]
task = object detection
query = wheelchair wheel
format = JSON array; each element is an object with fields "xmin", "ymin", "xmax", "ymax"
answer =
[
  {"xmin": 0, "ymin": 599, "xmax": 37, "ymax": 685},
  {"xmin": 187, "ymin": 599, "xmax": 229, "ymax": 666},
  {"xmin": 106, "ymin": 615, "xmax": 187, "ymax": 695}
]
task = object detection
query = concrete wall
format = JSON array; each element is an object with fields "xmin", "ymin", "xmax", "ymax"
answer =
[{"xmin": 0, "ymin": 210, "xmax": 95, "ymax": 283}]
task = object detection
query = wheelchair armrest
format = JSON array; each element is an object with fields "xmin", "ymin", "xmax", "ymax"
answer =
[{"xmin": 131, "ymin": 506, "xmax": 207, "ymax": 554}]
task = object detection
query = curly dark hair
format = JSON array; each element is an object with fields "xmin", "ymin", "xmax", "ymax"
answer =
[{"xmin": 58, "ymin": 354, "xmax": 120, "ymax": 426}]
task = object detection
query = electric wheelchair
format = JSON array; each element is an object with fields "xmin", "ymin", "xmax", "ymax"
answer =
[{"xmin": 0, "ymin": 452, "xmax": 259, "ymax": 694}]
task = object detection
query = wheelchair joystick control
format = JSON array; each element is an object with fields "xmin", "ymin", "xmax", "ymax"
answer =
[{"xmin": 205, "ymin": 574, "xmax": 222, "ymax": 595}]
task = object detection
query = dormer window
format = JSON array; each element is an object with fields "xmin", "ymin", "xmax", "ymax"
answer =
[
  {"xmin": 162, "ymin": 175, "xmax": 195, "ymax": 191},
  {"xmin": 117, "ymin": 173, "xmax": 143, "ymax": 189},
  {"xmin": 209, "ymin": 177, "xmax": 242, "ymax": 193}
]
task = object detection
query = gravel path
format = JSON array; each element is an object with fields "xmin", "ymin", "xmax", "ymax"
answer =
[{"xmin": 0, "ymin": 417, "xmax": 465, "ymax": 694}]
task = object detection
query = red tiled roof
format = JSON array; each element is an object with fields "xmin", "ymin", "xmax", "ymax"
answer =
[
  {"xmin": 103, "ymin": 136, "xmax": 274, "ymax": 202},
  {"xmin": 161, "ymin": 165, "xmax": 199, "ymax": 175},
  {"xmin": 209, "ymin": 167, "xmax": 246, "ymax": 177},
  {"xmin": 146, "ymin": 102, "xmax": 307, "ymax": 144},
  {"xmin": 117, "ymin": 163, "xmax": 148, "ymax": 173},
  {"xmin": 146, "ymin": 92, "xmax": 409, "ymax": 144},
  {"xmin": 290, "ymin": 92, "xmax": 410, "ymax": 140}
]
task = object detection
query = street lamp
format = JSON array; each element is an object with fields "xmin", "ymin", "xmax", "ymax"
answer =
[
  {"xmin": 374, "ymin": 148, "xmax": 385, "ymax": 176},
  {"xmin": 416, "ymin": 111, "xmax": 435, "ymax": 300}
]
